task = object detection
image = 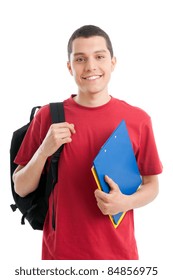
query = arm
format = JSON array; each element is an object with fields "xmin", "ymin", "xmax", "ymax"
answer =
[
  {"xmin": 94, "ymin": 175, "xmax": 159, "ymax": 215},
  {"xmin": 13, "ymin": 122, "xmax": 76, "ymax": 197}
]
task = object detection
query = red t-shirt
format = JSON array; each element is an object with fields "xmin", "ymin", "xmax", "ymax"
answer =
[{"xmin": 15, "ymin": 96, "xmax": 162, "ymax": 260}]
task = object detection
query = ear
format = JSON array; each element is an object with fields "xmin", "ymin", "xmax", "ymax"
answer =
[
  {"xmin": 111, "ymin": 56, "xmax": 116, "ymax": 72},
  {"xmin": 67, "ymin": 61, "xmax": 73, "ymax": 76}
]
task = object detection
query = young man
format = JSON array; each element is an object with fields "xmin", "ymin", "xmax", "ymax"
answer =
[{"xmin": 13, "ymin": 25, "xmax": 162, "ymax": 260}]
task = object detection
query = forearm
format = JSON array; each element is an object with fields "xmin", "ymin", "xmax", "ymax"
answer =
[
  {"xmin": 13, "ymin": 122, "xmax": 76, "ymax": 198},
  {"xmin": 95, "ymin": 175, "xmax": 159, "ymax": 216},
  {"xmin": 126, "ymin": 175, "xmax": 159, "ymax": 211},
  {"xmin": 13, "ymin": 147, "xmax": 48, "ymax": 197}
]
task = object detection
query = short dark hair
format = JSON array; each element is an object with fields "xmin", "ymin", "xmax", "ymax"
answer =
[{"xmin": 67, "ymin": 25, "xmax": 114, "ymax": 60}]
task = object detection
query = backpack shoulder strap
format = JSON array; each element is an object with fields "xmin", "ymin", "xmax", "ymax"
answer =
[
  {"xmin": 49, "ymin": 102, "xmax": 65, "ymax": 124},
  {"xmin": 49, "ymin": 102, "xmax": 65, "ymax": 160},
  {"xmin": 48, "ymin": 102, "xmax": 65, "ymax": 230}
]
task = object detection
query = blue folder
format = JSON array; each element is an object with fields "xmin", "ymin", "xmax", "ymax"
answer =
[{"xmin": 92, "ymin": 120, "xmax": 142, "ymax": 228}]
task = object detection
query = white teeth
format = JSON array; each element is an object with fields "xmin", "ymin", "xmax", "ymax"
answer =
[{"xmin": 85, "ymin": 75, "xmax": 100, "ymax": 80}]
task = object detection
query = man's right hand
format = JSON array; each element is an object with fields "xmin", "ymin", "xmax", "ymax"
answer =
[{"xmin": 39, "ymin": 122, "xmax": 76, "ymax": 158}]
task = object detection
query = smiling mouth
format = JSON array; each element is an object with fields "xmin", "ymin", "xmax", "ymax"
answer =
[{"xmin": 82, "ymin": 75, "xmax": 102, "ymax": 80}]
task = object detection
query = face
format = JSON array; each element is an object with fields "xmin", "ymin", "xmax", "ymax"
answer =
[{"xmin": 67, "ymin": 36, "xmax": 116, "ymax": 96}]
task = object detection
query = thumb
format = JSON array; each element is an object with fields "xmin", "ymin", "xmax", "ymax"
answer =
[{"xmin": 105, "ymin": 175, "xmax": 120, "ymax": 193}]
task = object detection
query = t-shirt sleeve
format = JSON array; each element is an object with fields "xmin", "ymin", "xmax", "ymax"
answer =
[
  {"xmin": 137, "ymin": 117, "xmax": 163, "ymax": 175},
  {"xmin": 14, "ymin": 105, "xmax": 51, "ymax": 166}
]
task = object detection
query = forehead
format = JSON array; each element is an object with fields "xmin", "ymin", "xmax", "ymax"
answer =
[{"xmin": 71, "ymin": 36, "xmax": 109, "ymax": 55}]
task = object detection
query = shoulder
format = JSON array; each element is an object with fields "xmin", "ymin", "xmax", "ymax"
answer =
[
  {"xmin": 113, "ymin": 97, "xmax": 149, "ymax": 115},
  {"xmin": 26, "ymin": 104, "xmax": 51, "ymax": 136},
  {"xmin": 112, "ymin": 97, "xmax": 150, "ymax": 122},
  {"xmin": 36, "ymin": 104, "xmax": 50, "ymax": 118},
  {"xmin": 32, "ymin": 104, "xmax": 51, "ymax": 126}
]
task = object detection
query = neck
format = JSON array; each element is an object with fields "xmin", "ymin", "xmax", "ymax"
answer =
[{"xmin": 73, "ymin": 92, "xmax": 111, "ymax": 107}]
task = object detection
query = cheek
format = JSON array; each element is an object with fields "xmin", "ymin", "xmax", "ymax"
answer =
[
  {"xmin": 71, "ymin": 71, "xmax": 82, "ymax": 85},
  {"xmin": 72, "ymin": 67, "xmax": 83, "ymax": 82},
  {"xmin": 70, "ymin": 65, "xmax": 79, "ymax": 77},
  {"xmin": 104, "ymin": 67, "xmax": 113, "ymax": 79}
]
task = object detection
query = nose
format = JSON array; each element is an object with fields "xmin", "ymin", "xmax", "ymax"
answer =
[{"xmin": 85, "ymin": 58, "xmax": 97, "ymax": 72}]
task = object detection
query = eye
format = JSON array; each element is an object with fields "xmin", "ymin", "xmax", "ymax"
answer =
[
  {"xmin": 75, "ymin": 57, "xmax": 86, "ymax": 63},
  {"xmin": 96, "ymin": 55, "xmax": 105, "ymax": 60}
]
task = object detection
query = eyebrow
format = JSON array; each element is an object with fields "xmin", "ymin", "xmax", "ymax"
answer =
[{"xmin": 73, "ymin": 50, "xmax": 107, "ymax": 57}]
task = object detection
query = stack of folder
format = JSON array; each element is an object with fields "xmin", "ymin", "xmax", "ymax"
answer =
[{"xmin": 92, "ymin": 120, "xmax": 142, "ymax": 228}]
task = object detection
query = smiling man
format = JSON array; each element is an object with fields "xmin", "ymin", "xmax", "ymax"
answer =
[
  {"xmin": 13, "ymin": 25, "xmax": 162, "ymax": 260},
  {"xmin": 67, "ymin": 35, "xmax": 116, "ymax": 107}
]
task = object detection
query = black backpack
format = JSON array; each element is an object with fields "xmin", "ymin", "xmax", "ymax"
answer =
[{"xmin": 10, "ymin": 102, "xmax": 65, "ymax": 230}]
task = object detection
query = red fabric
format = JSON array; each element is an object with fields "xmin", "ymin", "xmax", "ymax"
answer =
[{"xmin": 15, "ymin": 96, "xmax": 162, "ymax": 260}]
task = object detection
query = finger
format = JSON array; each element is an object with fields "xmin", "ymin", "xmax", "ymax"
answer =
[
  {"xmin": 94, "ymin": 189, "xmax": 109, "ymax": 203},
  {"xmin": 60, "ymin": 137, "xmax": 72, "ymax": 145},
  {"xmin": 69, "ymin": 123, "xmax": 76, "ymax": 134},
  {"xmin": 49, "ymin": 124, "xmax": 76, "ymax": 143},
  {"xmin": 104, "ymin": 175, "xmax": 119, "ymax": 192},
  {"xmin": 53, "ymin": 122, "xmax": 76, "ymax": 134},
  {"xmin": 58, "ymin": 129, "xmax": 72, "ymax": 138}
]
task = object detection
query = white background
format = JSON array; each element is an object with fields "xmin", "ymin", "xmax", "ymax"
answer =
[{"xmin": 0, "ymin": 0, "xmax": 172, "ymax": 279}]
